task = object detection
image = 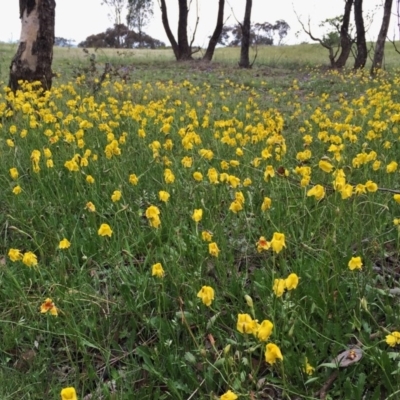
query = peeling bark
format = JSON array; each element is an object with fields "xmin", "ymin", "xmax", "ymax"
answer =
[{"xmin": 9, "ymin": 0, "xmax": 55, "ymax": 92}]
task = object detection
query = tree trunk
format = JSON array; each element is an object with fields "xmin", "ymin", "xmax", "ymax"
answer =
[
  {"xmin": 159, "ymin": 0, "xmax": 180, "ymax": 59},
  {"xmin": 335, "ymin": 0, "xmax": 354, "ymax": 68},
  {"xmin": 159, "ymin": 0, "xmax": 192, "ymax": 60},
  {"xmin": 354, "ymin": 0, "xmax": 367, "ymax": 69},
  {"xmin": 371, "ymin": 0, "xmax": 393, "ymax": 73},
  {"xmin": 177, "ymin": 0, "xmax": 192, "ymax": 60},
  {"xmin": 203, "ymin": 0, "xmax": 225, "ymax": 61},
  {"xmin": 9, "ymin": 0, "xmax": 55, "ymax": 92},
  {"xmin": 238, "ymin": 0, "xmax": 252, "ymax": 68}
]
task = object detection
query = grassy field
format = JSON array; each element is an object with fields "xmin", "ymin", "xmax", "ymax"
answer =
[{"xmin": 1, "ymin": 43, "xmax": 400, "ymax": 400}]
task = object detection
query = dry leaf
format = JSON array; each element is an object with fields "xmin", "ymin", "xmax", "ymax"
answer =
[{"xmin": 332, "ymin": 347, "xmax": 362, "ymax": 367}]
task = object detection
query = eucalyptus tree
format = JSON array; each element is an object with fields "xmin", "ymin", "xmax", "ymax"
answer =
[
  {"xmin": 127, "ymin": 0, "xmax": 154, "ymax": 47},
  {"xmin": 238, "ymin": 0, "xmax": 253, "ymax": 68},
  {"xmin": 159, "ymin": 0, "xmax": 225, "ymax": 61},
  {"xmin": 9, "ymin": 0, "xmax": 55, "ymax": 92},
  {"xmin": 371, "ymin": 0, "xmax": 393, "ymax": 73},
  {"xmin": 354, "ymin": 0, "xmax": 367, "ymax": 69}
]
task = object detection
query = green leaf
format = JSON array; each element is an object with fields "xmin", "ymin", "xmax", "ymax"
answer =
[{"xmin": 184, "ymin": 352, "xmax": 196, "ymax": 364}]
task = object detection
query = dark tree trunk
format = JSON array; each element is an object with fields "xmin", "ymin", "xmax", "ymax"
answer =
[
  {"xmin": 239, "ymin": 0, "xmax": 252, "ymax": 68},
  {"xmin": 159, "ymin": 0, "xmax": 180, "ymax": 59},
  {"xmin": 9, "ymin": 0, "xmax": 55, "ymax": 92},
  {"xmin": 371, "ymin": 0, "xmax": 393, "ymax": 73},
  {"xmin": 177, "ymin": 0, "xmax": 192, "ymax": 60},
  {"xmin": 354, "ymin": 0, "xmax": 367, "ymax": 69},
  {"xmin": 335, "ymin": 0, "xmax": 354, "ymax": 68},
  {"xmin": 159, "ymin": 0, "xmax": 192, "ymax": 60},
  {"xmin": 203, "ymin": 0, "xmax": 225, "ymax": 61}
]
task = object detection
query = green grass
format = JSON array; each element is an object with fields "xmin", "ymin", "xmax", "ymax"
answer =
[{"xmin": 0, "ymin": 43, "xmax": 400, "ymax": 400}]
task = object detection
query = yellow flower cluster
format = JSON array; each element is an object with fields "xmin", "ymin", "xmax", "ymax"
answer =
[
  {"xmin": 386, "ymin": 331, "xmax": 400, "ymax": 347},
  {"xmin": 236, "ymin": 291, "xmax": 285, "ymax": 366},
  {"xmin": 8, "ymin": 249, "xmax": 38, "ymax": 267},
  {"xmin": 257, "ymin": 232, "xmax": 286, "ymax": 254},
  {"xmin": 273, "ymin": 273, "xmax": 300, "ymax": 297},
  {"xmin": 145, "ymin": 205, "xmax": 161, "ymax": 228}
]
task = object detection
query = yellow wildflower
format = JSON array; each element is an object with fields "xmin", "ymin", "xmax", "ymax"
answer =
[
  {"xmin": 193, "ymin": 171, "xmax": 203, "ymax": 181},
  {"xmin": 229, "ymin": 200, "xmax": 243, "ymax": 213},
  {"xmin": 265, "ymin": 343, "xmax": 283, "ymax": 365},
  {"xmin": 9, "ymin": 168, "xmax": 19, "ymax": 180},
  {"xmin": 58, "ymin": 239, "xmax": 71, "ymax": 249},
  {"xmin": 146, "ymin": 205, "xmax": 160, "ymax": 219},
  {"xmin": 181, "ymin": 156, "xmax": 193, "ymax": 168},
  {"xmin": 270, "ymin": 232, "xmax": 286, "ymax": 254},
  {"xmin": 145, "ymin": 205, "xmax": 161, "ymax": 228},
  {"xmin": 98, "ymin": 223, "xmax": 113, "ymax": 237},
  {"xmin": 22, "ymin": 251, "xmax": 38, "ymax": 267},
  {"xmin": 318, "ymin": 159, "xmax": 334, "ymax": 173},
  {"xmin": 307, "ymin": 184, "xmax": 325, "ymax": 201},
  {"xmin": 152, "ymin": 263, "xmax": 165, "ymax": 278},
  {"xmin": 385, "ymin": 331, "xmax": 400, "ymax": 347},
  {"xmin": 348, "ymin": 256, "xmax": 362, "ymax": 270},
  {"xmin": 285, "ymin": 273, "xmax": 299, "ymax": 290},
  {"xmin": 192, "ymin": 209, "xmax": 203, "ymax": 223},
  {"xmin": 237, "ymin": 313, "xmax": 258, "ymax": 334},
  {"xmin": 340, "ymin": 184, "xmax": 353, "ymax": 200},
  {"xmin": 273, "ymin": 279, "xmax": 286, "ymax": 297},
  {"xmin": 12, "ymin": 185, "xmax": 22, "ymax": 195},
  {"xmin": 261, "ymin": 197, "xmax": 272, "ymax": 211},
  {"xmin": 207, "ymin": 168, "xmax": 219, "ymax": 184},
  {"xmin": 164, "ymin": 168, "xmax": 175, "ymax": 184},
  {"xmin": 159, "ymin": 191, "xmax": 170, "ymax": 202},
  {"xmin": 197, "ymin": 286, "xmax": 215, "ymax": 306},
  {"xmin": 60, "ymin": 387, "xmax": 77, "ymax": 400},
  {"xmin": 304, "ymin": 359, "xmax": 315, "ymax": 375},
  {"xmin": 365, "ymin": 180, "xmax": 378, "ymax": 192},
  {"xmin": 209, "ymin": 242, "xmax": 220, "ymax": 257},
  {"xmin": 201, "ymin": 231, "xmax": 213, "ymax": 242},
  {"xmin": 256, "ymin": 320, "xmax": 274, "ymax": 341},
  {"xmin": 243, "ymin": 178, "xmax": 252, "ymax": 186},
  {"xmin": 264, "ymin": 165, "xmax": 275, "ymax": 181},
  {"xmin": 355, "ymin": 184, "xmax": 366, "ymax": 195},
  {"xmin": 64, "ymin": 159, "xmax": 79, "ymax": 172},
  {"xmin": 257, "ymin": 236, "xmax": 270, "ymax": 252},
  {"xmin": 85, "ymin": 202, "xmax": 96, "ymax": 212},
  {"xmin": 8, "ymin": 248, "xmax": 23, "ymax": 262},
  {"xmin": 386, "ymin": 161, "xmax": 398, "ymax": 173},
  {"xmin": 129, "ymin": 174, "xmax": 139, "ymax": 185},
  {"xmin": 220, "ymin": 390, "xmax": 238, "ymax": 400},
  {"xmin": 40, "ymin": 298, "xmax": 58, "ymax": 316},
  {"xmin": 149, "ymin": 216, "xmax": 161, "ymax": 228},
  {"xmin": 111, "ymin": 190, "xmax": 122, "ymax": 202}
]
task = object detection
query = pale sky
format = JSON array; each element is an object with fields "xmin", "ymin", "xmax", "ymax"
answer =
[{"xmin": 0, "ymin": 0, "xmax": 396, "ymax": 46}]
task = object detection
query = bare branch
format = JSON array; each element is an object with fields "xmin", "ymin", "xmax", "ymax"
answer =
[
  {"xmin": 189, "ymin": 0, "xmax": 199, "ymax": 50},
  {"xmin": 294, "ymin": 11, "xmax": 331, "ymax": 50}
]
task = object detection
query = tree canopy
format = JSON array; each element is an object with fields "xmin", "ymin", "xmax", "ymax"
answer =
[
  {"xmin": 218, "ymin": 20, "xmax": 290, "ymax": 47},
  {"xmin": 78, "ymin": 24, "xmax": 165, "ymax": 49}
]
